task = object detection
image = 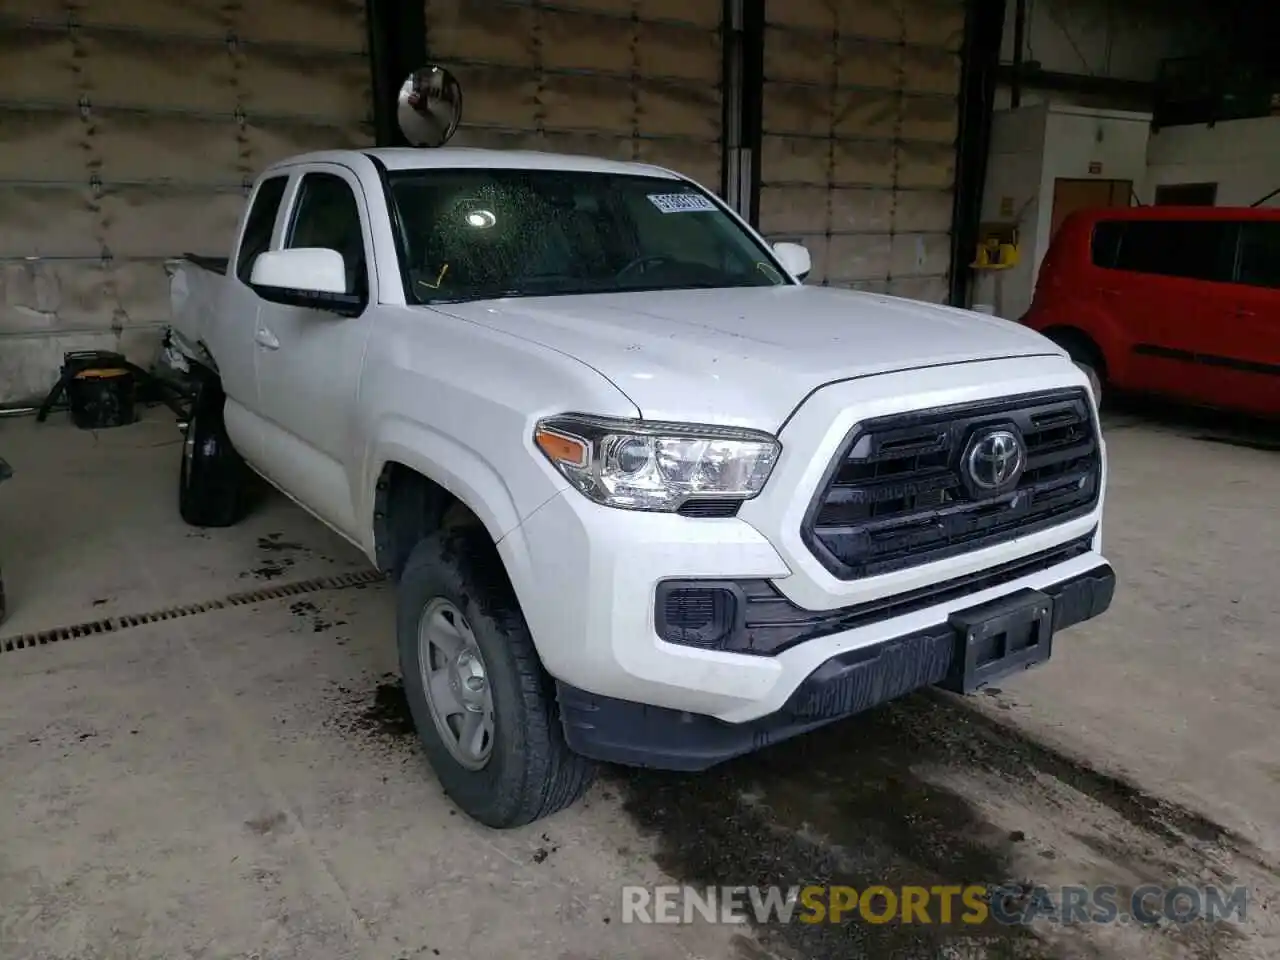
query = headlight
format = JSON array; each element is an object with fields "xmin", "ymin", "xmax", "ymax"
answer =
[{"xmin": 533, "ymin": 414, "xmax": 780, "ymax": 512}]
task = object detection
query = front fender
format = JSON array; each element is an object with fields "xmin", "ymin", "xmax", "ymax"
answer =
[{"xmin": 363, "ymin": 415, "xmax": 564, "ymax": 549}]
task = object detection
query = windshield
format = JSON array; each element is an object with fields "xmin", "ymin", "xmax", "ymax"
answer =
[{"xmin": 385, "ymin": 168, "xmax": 789, "ymax": 303}]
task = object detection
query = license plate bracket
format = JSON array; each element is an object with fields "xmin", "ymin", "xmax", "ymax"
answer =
[{"xmin": 941, "ymin": 589, "xmax": 1054, "ymax": 694}]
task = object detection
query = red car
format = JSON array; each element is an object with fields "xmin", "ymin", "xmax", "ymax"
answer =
[{"xmin": 1020, "ymin": 205, "xmax": 1280, "ymax": 417}]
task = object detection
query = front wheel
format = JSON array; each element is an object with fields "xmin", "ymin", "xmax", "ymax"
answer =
[
  {"xmin": 1046, "ymin": 331, "xmax": 1105, "ymax": 410},
  {"xmin": 1076, "ymin": 361, "xmax": 1103, "ymax": 409},
  {"xmin": 396, "ymin": 525, "xmax": 595, "ymax": 828}
]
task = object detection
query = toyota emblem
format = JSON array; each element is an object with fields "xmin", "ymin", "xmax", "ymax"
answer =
[{"xmin": 964, "ymin": 428, "xmax": 1026, "ymax": 493}]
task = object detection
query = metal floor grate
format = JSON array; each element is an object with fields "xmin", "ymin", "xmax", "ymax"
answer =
[{"xmin": 0, "ymin": 569, "xmax": 386, "ymax": 655}]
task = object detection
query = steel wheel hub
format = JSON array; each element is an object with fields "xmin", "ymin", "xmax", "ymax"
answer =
[{"xmin": 417, "ymin": 597, "xmax": 494, "ymax": 770}]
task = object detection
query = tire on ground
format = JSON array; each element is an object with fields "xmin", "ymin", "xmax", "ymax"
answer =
[
  {"xmin": 178, "ymin": 380, "xmax": 249, "ymax": 527},
  {"xmin": 1047, "ymin": 330, "xmax": 1105, "ymax": 409},
  {"xmin": 396, "ymin": 525, "xmax": 596, "ymax": 827},
  {"xmin": 1077, "ymin": 361, "xmax": 1103, "ymax": 409}
]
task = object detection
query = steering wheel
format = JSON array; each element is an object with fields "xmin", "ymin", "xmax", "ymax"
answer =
[{"xmin": 615, "ymin": 254, "xmax": 674, "ymax": 280}]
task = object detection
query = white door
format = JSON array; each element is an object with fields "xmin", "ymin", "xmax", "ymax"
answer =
[
  {"xmin": 252, "ymin": 164, "xmax": 378, "ymax": 538},
  {"xmin": 216, "ymin": 174, "xmax": 293, "ymax": 420}
]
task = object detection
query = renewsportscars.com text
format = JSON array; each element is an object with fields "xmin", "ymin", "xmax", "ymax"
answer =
[{"xmin": 621, "ymin": 884, "xmax": 1247, "ymax": 927}]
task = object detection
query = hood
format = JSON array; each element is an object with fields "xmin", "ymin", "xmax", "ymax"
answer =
[{"xmin": 431, "ymin": 286, "xmax": 1062, "ymax": 429}]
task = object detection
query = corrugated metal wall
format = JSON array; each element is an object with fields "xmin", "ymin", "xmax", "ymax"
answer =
[
  {"xmin": 0, "ymin": 0, "xmax": 372, "ymax": 404},
  {"xmin": 423, "ymin": 0, "xmax": 724, "ymax": 194},
  {"xmin": 1, "ymin": 0, "xmax": 971, "ymax": 404},
  {"xmin": 759, "ymin": 0, "xmax": 964, "ymax": 301}
]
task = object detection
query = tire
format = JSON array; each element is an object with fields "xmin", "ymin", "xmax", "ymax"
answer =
[
  {"xmin": 396, "ymin": 525, "xmax": 595, "ymax": 828},
  {"xmin": 1047, "ymin": 330, "xmax": 1105, "ymax": 410},
  {"xmin": 178, "ymin": 381, "xmax": 248, "ymax": 528},
  {"xmin": 1077, "ymin": 361, "xmax": 1103, "ymax": 409}
]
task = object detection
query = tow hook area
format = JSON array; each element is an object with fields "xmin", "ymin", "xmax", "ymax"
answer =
[{"xmin": 942, "ymin": 588, "xmax": 1054, "ymax": 695}]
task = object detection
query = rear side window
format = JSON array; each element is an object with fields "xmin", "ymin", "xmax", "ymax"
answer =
[
  {"xmin": 236, "ymin": 176, "xmax": 288, "ymax": 284},
  {"xmin": 1102, "ymin": 220, "xmax": 1237, "ymax": 283},
  {"xmin": 1237, "ymin": 222, "xmax": 1280, "ymax": 289}
]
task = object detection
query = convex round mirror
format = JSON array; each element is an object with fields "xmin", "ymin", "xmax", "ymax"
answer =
[{"xmin": 397, "ymin": 64, "xmax": 463, "ymax": 147}]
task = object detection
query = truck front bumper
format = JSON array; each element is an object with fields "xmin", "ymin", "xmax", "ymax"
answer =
[
  {"xmin": 499, "ymin": 486, "xmax": 1113, "ymax": 765},
  {"xmin": 554, "ymin": 562, "xmax": 1114, "ymax": 770}
]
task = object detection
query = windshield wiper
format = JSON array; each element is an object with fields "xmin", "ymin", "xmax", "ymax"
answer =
[
  {"xmin": 419, "ymin": 279, "xmax": 772, "ymax": 305},
  {"xmin": 420, "ymin": 290, "xmax": 532, "ymax": 305},
  {"xmin": 610, "ymin": 280, "xmax": 771, "ymax": 294}
]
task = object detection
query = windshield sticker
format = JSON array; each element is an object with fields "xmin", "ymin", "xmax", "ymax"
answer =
[{"xmin": 647, "ymin": 193, "xmax": 717, "ymax": 214}]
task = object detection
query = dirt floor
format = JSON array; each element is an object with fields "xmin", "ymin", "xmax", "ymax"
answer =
[{"xmin": 1, "ymin": 402, "xmax": 1278, "ymax": 960}]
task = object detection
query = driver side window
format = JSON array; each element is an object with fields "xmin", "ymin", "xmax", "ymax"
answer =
[{"xmin": 287, "ymin": 172, "xmax": 368, "ymax": 296}]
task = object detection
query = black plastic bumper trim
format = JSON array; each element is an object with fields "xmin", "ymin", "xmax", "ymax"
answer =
[
  {"xmin": 560, "ymin": 562, "xmax": 1115, "ymax": 771},
  {"xmin": 656, "ymin": 531, "xmax": 1096, "ymax": 657}
]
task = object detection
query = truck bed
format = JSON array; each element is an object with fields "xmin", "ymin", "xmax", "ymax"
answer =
[{"xmin": 165, "ymin": 254, "xmax": 228, "ymax": 371}]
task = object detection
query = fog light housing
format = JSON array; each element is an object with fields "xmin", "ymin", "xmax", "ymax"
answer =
[{"xmin": 655, "ymin": 581, "xmax": 746, "ymax": 650}]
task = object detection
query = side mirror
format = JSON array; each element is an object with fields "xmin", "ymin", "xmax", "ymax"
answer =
[
  {"xmin": 773, "ymin": 241, "xmax": 811, "ymax": 282},
  {"xmin": 250, "ymin": 248, "xmax": 361, "ymax": 316}
]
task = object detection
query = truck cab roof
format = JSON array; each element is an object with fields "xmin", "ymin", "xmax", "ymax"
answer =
[{"xmin": 262, "ymin": 147, "xmax": 684, "ymax": 180}]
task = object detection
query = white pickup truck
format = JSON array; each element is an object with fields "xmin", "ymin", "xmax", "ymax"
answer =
[{"xmin": 168, "ymin": 146, "xmax": 1115, "ymax": 828}]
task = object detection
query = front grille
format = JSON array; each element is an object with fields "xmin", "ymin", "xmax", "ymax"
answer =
[{"xmin": 802, "ymin": 389, "xmax": 1100, "ymax": 580}]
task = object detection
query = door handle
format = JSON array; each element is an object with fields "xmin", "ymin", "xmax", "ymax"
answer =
[
  {"xmin": 1236, "ymin": 308, "xmax": 1257, "ymax": 318},
  {"xmin": 255, "ymin": 328, "xmax": 280, "ymax": 350}
]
